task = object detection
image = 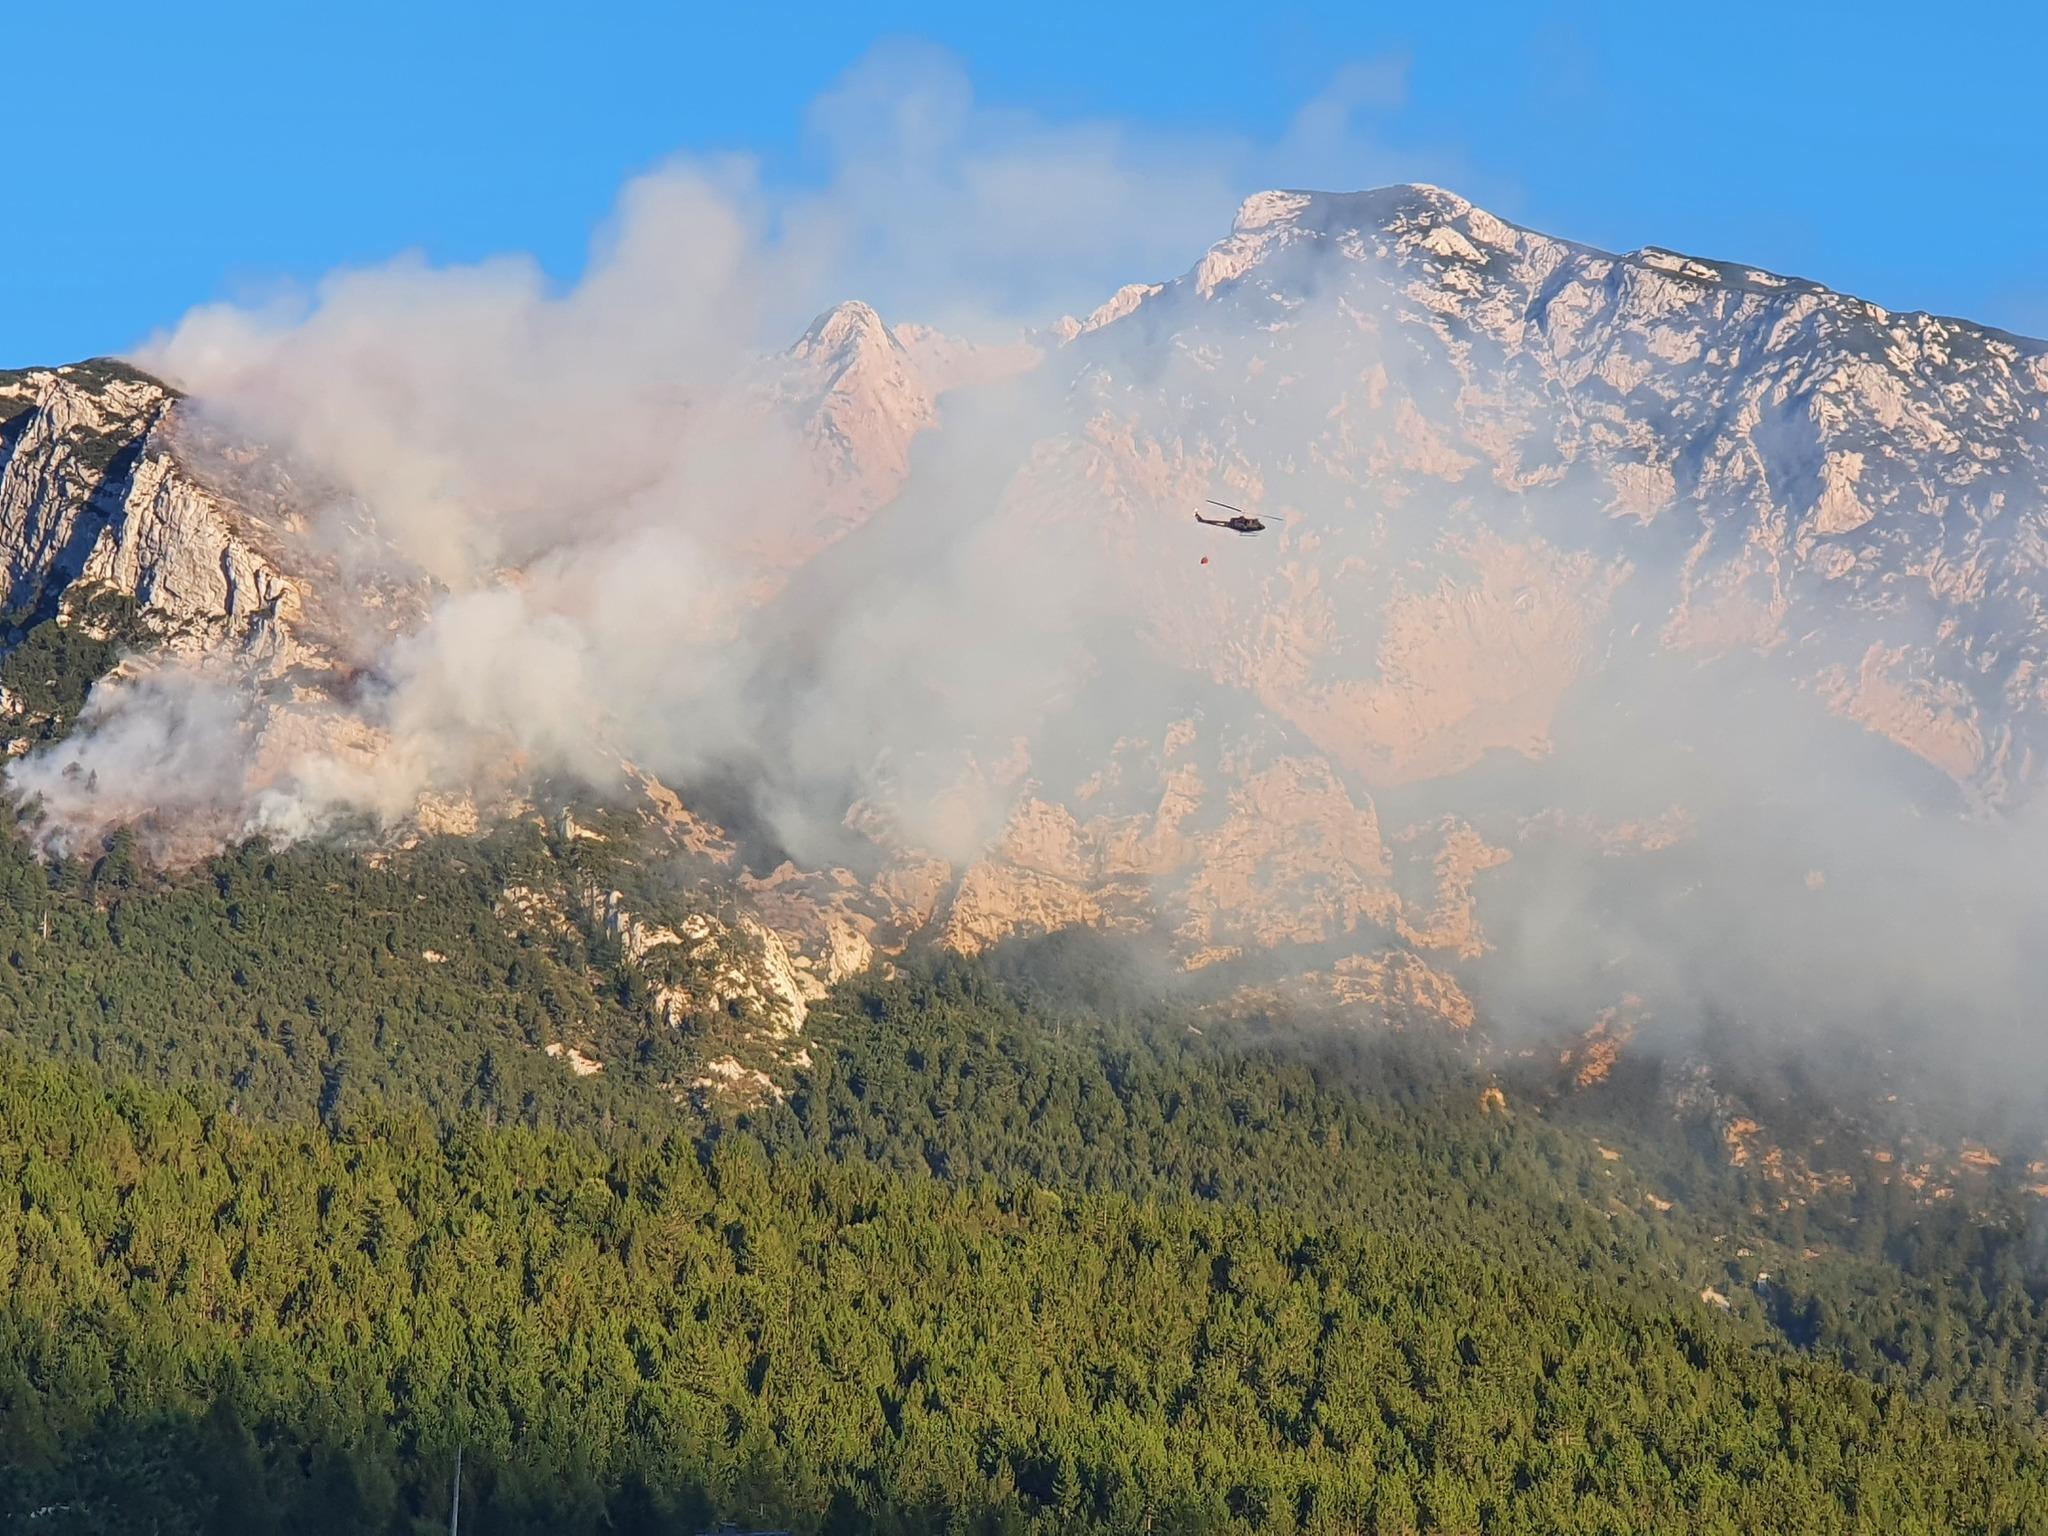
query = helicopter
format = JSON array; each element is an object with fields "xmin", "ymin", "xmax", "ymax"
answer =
[{"xmin": 1193, "ymin": 500, "xmax": 1282, "ymax": 536}]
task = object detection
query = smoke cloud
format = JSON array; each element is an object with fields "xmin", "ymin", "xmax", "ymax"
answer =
[
  {"xmin": 13, "ymin": 44, "xmax": 1431, "ymax": 865},
  {"xmin": 8, "ymin": 43, "xmax": 2047, "ymax": 1106}
]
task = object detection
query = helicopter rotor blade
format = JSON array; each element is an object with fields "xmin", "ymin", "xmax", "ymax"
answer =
[{"xmin": 1205, "ymin": 500, "xmax": 1245, "ymax": 514}]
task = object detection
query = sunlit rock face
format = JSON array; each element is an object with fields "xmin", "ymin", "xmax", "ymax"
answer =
[
  {"xmin": 761, "ymin": 184, "xmax": 2048, "ymax": 1044},
  {"xmin": 0, "ymin": 364, "xmax": 306, "ymax": 660},
  {"xmin": 1035, "ymin": 183, "xmax": 2048, "ymax": 806},
  {"xmin": 741, "ymin": 184, "xmax": 2047, "ymax": 1028}
]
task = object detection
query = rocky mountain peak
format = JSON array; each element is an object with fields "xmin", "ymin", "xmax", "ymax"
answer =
[
  {"xmin": 1230, "ymin": 182, "xmax": 1476, "ymax": 236},
  {"xmin": 772, "ymin": 302, "xmax": 938, "ymax": 526},
  {"xmin": 790, "ymin": 299, "xmax": 902, "ymax": 370}
]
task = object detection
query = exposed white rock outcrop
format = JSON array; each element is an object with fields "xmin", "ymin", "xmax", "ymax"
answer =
[
  {"xmin": 0, "ymin": 367, "xmax": 308, "ymax": 661},
  {"xmin": 593, "ymin": 887, "xmax": 814, "ymax": 1038}
]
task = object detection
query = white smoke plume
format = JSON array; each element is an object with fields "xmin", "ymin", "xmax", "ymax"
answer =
[
  {"xmin": 9, "ymin": 45, "xmax": 1430, "ymax": 866},
  {"xmin": 8, "ymin": 42, "xmax": 2048, "ymax": 1106}
]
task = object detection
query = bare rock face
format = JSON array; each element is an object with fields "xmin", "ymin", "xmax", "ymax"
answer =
[
  {"xmin": 1393, "ymin": 819, "xmax": 1512, "ymax": 960},
  {"xmin": 1050, "ymin": 185, "xmax": 2048, "ymax": 805},
  {"xmin": 1220, "ymin": 950, "xmax": 1476, "ymax": 1032},
  {"xmin": 592, "ymin": 886, "xmax": 815, "ymax": 1038},
  {"xmin": 779, "ymin": 301, "xmax": 940, "ymax": 515},
  {"xmin": 0, "ymin": 365, "xmax": 305, "ymax": 659},
  {"xmin": 940, "ymin": 858, "xmax": 1116, "ymax": 955},
  {"xmin": 735, "ymin": 303, "xmax": 1046, "ymax": 590},
  {"xmin": 741, "ymin": 864, "xmax": 878, "ymax": 987},
  {"xmin": 738, "ymin": 182, "xmax": 2048, "ymax": 1048}
]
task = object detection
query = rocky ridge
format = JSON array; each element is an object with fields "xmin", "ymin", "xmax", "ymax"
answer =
[
  {"xmin": 1043, "ymin": 184, "xmax": 2048, "ymax": 804},
  {"xmin": 0, "ymin": 362, "xmax": 299, "ymax": 661}
]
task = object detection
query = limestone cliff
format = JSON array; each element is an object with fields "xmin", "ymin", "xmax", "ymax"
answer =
[{"xmin": 0, "ymin": 363, "xmax": 304, "ymax": 660}]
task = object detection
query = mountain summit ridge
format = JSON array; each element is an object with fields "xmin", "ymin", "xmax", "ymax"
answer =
[{"xmin": 1204, "ymin": 183, "xmax": 2048, "ymax": 345}]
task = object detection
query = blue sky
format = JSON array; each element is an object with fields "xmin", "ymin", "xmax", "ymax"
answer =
[{"xmin": 8, "ymin": 0, "xmax": 2043, "ymax": 367}]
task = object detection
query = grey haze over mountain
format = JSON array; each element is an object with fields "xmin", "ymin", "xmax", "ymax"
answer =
[{"xmin": 2, "ymin": 178, "xmax": 2046, "ymax": 1094}]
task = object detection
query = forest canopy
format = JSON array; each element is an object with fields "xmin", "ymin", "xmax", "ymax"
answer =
[{"xmin": 0, "ymin": 823, "xmax": 2043, "ymax": 1532}]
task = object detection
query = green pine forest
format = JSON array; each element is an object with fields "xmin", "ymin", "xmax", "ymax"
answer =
[{"xmin": 0, "ymin": 601, "xmax": 2043, "ymax": 1532}]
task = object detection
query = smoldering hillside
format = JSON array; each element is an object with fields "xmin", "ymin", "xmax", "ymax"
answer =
[{"xmin": 4, "ymin": 50, "xmax": 2047, "ymax": 1115}]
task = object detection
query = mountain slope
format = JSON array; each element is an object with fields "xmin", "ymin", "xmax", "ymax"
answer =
[
  {"xmin": 7, "ymin": 977, "xmax": 2048, "ymax": 1535},
  {"xmin": 726, "ymin": 186, "xmax": 2048, "ymax": 1063},
  {"xmin": 1046, "ymin": 184, "xmax": 2048, "ymax": 800},
  {"xmin": 3, "ymin": 185, "xmax": 2046, "ymax": 1079}
]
